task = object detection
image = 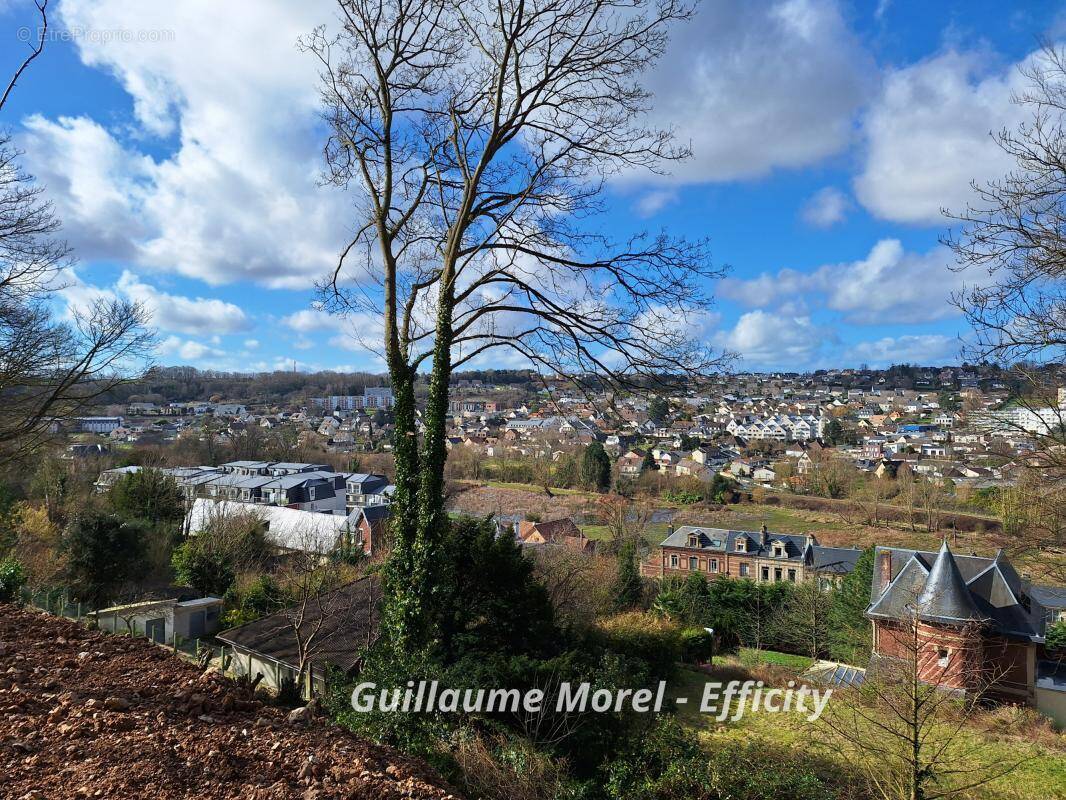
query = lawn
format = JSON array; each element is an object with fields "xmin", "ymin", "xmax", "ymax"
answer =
[
  {"xmin": 737, "ymin": 647, "xmax": 814, "ymax": 670},
  {"xmin": 666, "ymin": 666, "xmax": 1066, "ymax": 800}
]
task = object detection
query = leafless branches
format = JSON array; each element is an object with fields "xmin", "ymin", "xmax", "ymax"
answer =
[
  {"xmin": 0, "ymin": 8, "xmax": 153, "ymax": 464},
  {"xmin": 945, "ymin": 42, "xmax": 1066, "ymax": 367},
  {"xmin": 0, "ymin": 0, "xmax": 49, "ymax": 114},
  {"xmin": 304, "ymin": 0, "xmax": 730, "ymax": 396}
]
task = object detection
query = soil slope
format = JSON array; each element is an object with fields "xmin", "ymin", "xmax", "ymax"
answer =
[{"xmin": 0, "ymin": 603, "xmax": 459, "ymax": 800}]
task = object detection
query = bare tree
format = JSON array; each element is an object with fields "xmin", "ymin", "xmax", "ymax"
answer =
[
  {"xmin": 275, "ymin": 522, "xmax": 370, "ymax": 698},
  {"xmin": 0, "ymin": 9, "xmax": 153, "ymax": 465},
  {"xmin": 302, "ymin": 0, "xmax": 730, "ymax": 651},
  {"xmin": 820, "ymin": 600, "xmax": 1023, "ymax": 800},
  {"xmin": 945, "ymin": 43, "xmax": 1066, "ymax": 366}
]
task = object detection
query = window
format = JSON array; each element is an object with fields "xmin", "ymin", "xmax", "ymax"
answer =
[
  {"xmin": 937, "ymin": 648, "xmax": 949, "ymax": 668},
  {"xmin": 761, "ymin": 567, "xmax": 769, "ymax": 581},
  {"xmin": 787, "ymin": 569, "xmax": 796, "ymax": 582},
  {"xmin": 689, "ymin": 557, "xmax": 698, "ymax": 571},
  {"xmin": 688, "ymin": 534, "xmax": 699, "ymax": 547},
  {"xmin": 735, "ymin": 538, "xmax": 746, "ymax": 552},
  {"xmin": 309, "ymin": 487, "xmax": 317, "ymax": 501},
  {"xmin": 710, "ymin": 559, "xmax": 718, "ymax": 573},
  {"xmin": 739, "ymin": 563, "xmax": 749, "ymax": 577},
  {"xmin": 774, "ymin": 568, "xmax": 782, "ymax": 582},
  {"xmin": 773, "ymin": 544, "xmax": 784, "ymax": 557},
  {"xmin": 670, "ymin": 555, "xmax": 678, "ymax": 568}
]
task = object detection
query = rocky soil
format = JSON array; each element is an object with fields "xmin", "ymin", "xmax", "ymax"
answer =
[{"xmin": 0, "ymin": 603, "xmax": 460, "ymax": 800}]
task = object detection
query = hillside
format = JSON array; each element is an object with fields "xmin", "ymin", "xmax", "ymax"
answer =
[{"xmin": 0, "ymin": 604, "xmax": 459, "ymax": 800}]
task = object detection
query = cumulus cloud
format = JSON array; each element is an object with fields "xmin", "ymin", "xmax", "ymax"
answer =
[
  {"xmin": 158, "ymin": 335, "xmax": 226, "ymax": 362},
  {"xmin": 18, "ymin": 0, "xmax": 348, "ymax": 288},
  {"xmin": 721, "ymin": 239, "xmax": 969, "ymax": 324},
  {"xmin": 845, "ymin": 334, "xmax": 957, "ymax": 366},
  {"xmin": 800, "ymin": 187, "xmax": 849, "ymax": 228},
  {"xmin": 643, "ymin": 0, "xmax": 873, "ymax": 184},
  {"xmin": 854, "ymin": 48, "xmax": 1034, "ymax": 225},
  {"xmin": 714, "ymin": 309, "xmax": 832, "ymax": 368},
  {"xmin": 116, "ymin": 271, "xmax": 251, "ymax": 334}
]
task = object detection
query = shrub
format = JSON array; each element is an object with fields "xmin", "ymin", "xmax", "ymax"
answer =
[
  {"xmin": 451, "ymin": 729, "xmax": 576, "ymax": 800},
  {"xmin": 605, "ymin": 717, "xmax": 836, "ymax": 800},
  {"xmin": 595, "ymin": 612, "xmax": 682, "ymax": 682},
  {"xmin": 679, "ymin": 628, "xmax": 714, "ymax": 663},
  {"xmin": 0, "ymin": 557, "xmax": 26, "ymax": 602}
]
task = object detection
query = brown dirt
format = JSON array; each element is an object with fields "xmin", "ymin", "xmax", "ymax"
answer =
[
  {"xmin": 447, "ymin": 483, "xmax": 599, "ymax": 520},
  {"xmin": 0, "ymin": 603, "xmax": 460, "ymax": 800}
]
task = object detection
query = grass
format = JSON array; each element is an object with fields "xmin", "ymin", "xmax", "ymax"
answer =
[
  {"xmin": 737, "ymin": 647, "xmax": 814, "ymax": 670},
  {"xmin": 665, "ymin": 666, "xmax": 1066, "ymax": 800}
]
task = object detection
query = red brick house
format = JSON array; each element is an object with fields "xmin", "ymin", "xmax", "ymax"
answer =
[{"xmin": 868, "ymin": 542, "xmax": 1066, "ymax": 723}]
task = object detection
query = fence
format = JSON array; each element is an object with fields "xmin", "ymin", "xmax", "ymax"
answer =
[{"xmin": 17, "ymin": 585, "xmax": 218, "ymax": 664}]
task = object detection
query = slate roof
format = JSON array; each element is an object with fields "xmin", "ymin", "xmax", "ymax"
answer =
[
  {"xmin": 808, "ymin": 545, "xmax": 863, "ymax": 575},
  {"xmin": 661, "ymin": 526, "xmax": 810, "ymax": 563},
  {"xmin": 216, "ymin": 577, "xmax": 380, "ymax": 673},
  {"xmin": 867, "ymin": 543, "xmax": 1056, "ymax": 640}
]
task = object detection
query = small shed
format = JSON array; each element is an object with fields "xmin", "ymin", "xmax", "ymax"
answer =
[{"xmin": 94, "ymin": 596, "xmax": 224, "ymax": 644}]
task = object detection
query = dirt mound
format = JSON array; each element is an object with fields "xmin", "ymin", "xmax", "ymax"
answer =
[{"xmin": 0, "ymin": 603, "xmax": 460, "ymax": 800}]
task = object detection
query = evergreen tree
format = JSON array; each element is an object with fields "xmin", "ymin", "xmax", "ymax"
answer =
[
  {"xmin": 62, "ymin": 511, "xmax": 146, "ymax": 608},
  {"xmin": 581, "ymin": 442, "xmax": 612, "ymax": 492},
  {"xmin": 640, "ymin": 450, "xmax": 657, "ymax": 473},
  {"xmin": 108, "ymin": 468, "xmax": 185, "ymax": 527},
  {"xmin": 828, "ymin": 548, "xmax": 875, "ymax": 664},
  {"xmin": 612, "ymin": 540, "xmax": 644, "ymax": 611}
]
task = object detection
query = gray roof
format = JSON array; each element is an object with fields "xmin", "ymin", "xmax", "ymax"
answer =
[
  {"xmin": 808, "ymin": 545, "xmax": 863, "ymax": 575},
  {"xmin": 914, "ymin": 541, "xmax": 983, "ymax": 624},
  {"xmin": 867, "ymin": 543, "xmax": 1056, "ymax": 640},
  {"xmin": 216, "ymin": 577, "xmax": 380, "ymax": 673},
  {"xmin": 661, "ymin": 525, "xmax": 810, "ymax": 562}
]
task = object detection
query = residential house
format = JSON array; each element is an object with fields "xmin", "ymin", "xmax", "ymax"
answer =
[
  {"xmin": 517, "ymin": 517, "xmax": 596, "ymax": 554},
  {"xmin": 646, "ymin": 525, "xmax": 861, "ymax": 585},
  {"xmin": 868, "ymin": 542, "xmax": 1066, "ymax": 726}
]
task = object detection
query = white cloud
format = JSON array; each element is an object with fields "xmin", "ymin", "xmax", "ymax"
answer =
[
  {"xmin": 643, "ymin": 0, "xmax": 872, "ymax": 184},
  {"xmin": 18, "ymin": 0, "xmax": 348, "ymax": 288},
  {"xmin": 721, "ymin": 239, "xmax": 969, "ymax": 324},
  {"xmin": 116, "ymin": 271, "xmax": 251, "ymax": 334},
  {"xmin": 158, "ymin": 335, "xmax": 225, "ymax": 362},
  {"xmin": 715, "ymin": 309, "xmax": 831, "ymax": 368},
  {"xmin": 634, "ymin": 189, "xmax": 678, "ymax": 217},
  {"xmin": 800, "ymin": 187, "xmax": 849, "ymax": 228},
  {"xmin": 244, "ymin": 339, "xmax": 260, "ymax": 349},
  {"xmin": 845, "ymin": 334, "xmax": 957, "ymax": 366},
  {"xmin": 282, "ymin": 308, "xmax": 341, "ymax": 333},
  {"xmin": 855, "ymin": 48, "xmax": 1033, "ymax": 225}
]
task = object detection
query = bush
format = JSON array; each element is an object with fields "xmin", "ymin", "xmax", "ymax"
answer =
[
  {"xmin": 0, "ymin": 557, "xmax": 26, "ymax": 602},
  {"xmin": 594, "ymin": 612, "xmax": 681, "ymax": 682},
  {"xmin": 1046, "ymin": 620, "xmax": 1066, "ymax": 654},
  {"xmin": 451, "ymin": 729, "xmax": 576, "ymax": 800},
  {"xmin": 605, "ymin": 717, "xmax": 836, "ymax": 800},
  {"xmin": 679, "ymin": 628, "xmax": 714, "ymax": 663}
]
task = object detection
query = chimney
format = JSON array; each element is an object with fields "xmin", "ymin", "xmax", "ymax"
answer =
[
  {"xmin": 761, "ymin": 524, "xmax": 769, "ymax": 547},
  {"xmin": 878, "ymin": 551, "xmax": 893, "ymax": 594},
  {"xmin": 667, "ymin": 524, "xmax": 675, "ymax": 538}
]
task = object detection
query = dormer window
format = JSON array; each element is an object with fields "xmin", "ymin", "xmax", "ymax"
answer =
[
  {"xmin": 773, "ymin": 543, "xmax": 785, "ymax": 558},
  {"xmin": 688, "ymin": 534, "xmax": 699, "ymax": 548},
  {"xmin": 736, "ymin": 538, "xmax": 746, "ymax": 552}
]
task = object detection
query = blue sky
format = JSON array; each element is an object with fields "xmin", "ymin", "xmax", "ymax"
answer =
[{"xmin": 0, "ymin": 0, "xmax": 1062, "ymax": 373}]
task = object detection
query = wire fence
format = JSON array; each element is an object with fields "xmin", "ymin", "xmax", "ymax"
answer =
[{"xmin": 17, "ymin": 585, "xmax": 219, "ymax": 664}]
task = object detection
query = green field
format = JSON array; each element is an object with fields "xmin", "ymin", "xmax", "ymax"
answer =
[{"xmin": 666, "ymin": 666, "xmax": 1066, "ymax": 800}]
